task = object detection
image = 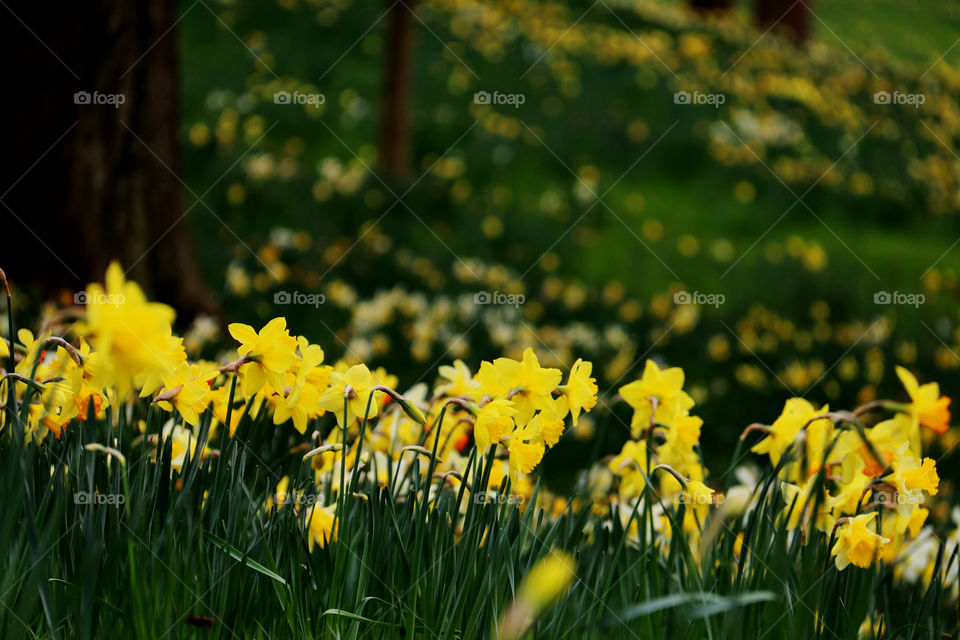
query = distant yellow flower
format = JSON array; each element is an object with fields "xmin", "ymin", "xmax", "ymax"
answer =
[{"xmin": 832, "ymin": 512, "xmax": 889, "ymax": 570}]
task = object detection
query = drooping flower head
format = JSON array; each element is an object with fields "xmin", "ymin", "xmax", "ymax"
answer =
[{"xmin": 832, "ymin": 512, "xmax": 890, "ymax": 570}]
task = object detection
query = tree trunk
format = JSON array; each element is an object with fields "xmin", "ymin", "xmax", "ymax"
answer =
[
  {"xmin": 378, "ymin": 0, "xmax": 418, "ymax": 181},
  {"xmin": 0, "ymin": 0, "xmax": 218, "ymax": 321},
  {"xmin": 688, "ymin": 0, "xmax": 734, "ymax": 13},
  {"xmin": 755, "ymin": 0, "xmax": 812, "ymax": 44}
]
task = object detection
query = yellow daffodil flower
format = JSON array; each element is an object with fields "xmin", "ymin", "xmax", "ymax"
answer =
[
  {"xmin": 832, "ymin": 512, "xmax": 890, "ymax": 570},
  {"xmin": 619, "ymin": 360, "xmax": 695, "ymax": 437}
]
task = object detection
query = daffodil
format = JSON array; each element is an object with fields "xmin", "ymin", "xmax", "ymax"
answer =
[
  {"xmin": 436, "ymin": 359, "xmax": 482, "ymax": 400},
  {"xmin": 889, "ymin": 447, "xmax": 939, "ymax": 519},
  {"xmin": 153, "ymin": 362, "xmax": 218, "ymax": 426},
  {"xmin": 895, "ymin": 366, "xmax": 951, "ymax": 452},
  {"xmin": 832, "ymin": 512, "xmax": 890, "ymax": 570},
  {"xmin": 498, "ymin": 551, "xmax": 576, "ymax": 640},
  {"xmin": 305, "ymin": 502, "xmax": 337, "ymax": 551},
  {"xmin": 535, "ymin": 396, "xmax": 568, "ymax": 448},
  {"xmin": 492, "ymin": 348, "xmax": 562, "ymax": 423},
  {"xmin": 318, "ymin": 363, "xmax": 379, "ymax": 427},
  {"xmin": 476, "ymin": 360, "xmax": 508, "ymax": 399},
  {"xmin": 560, "ymin": 358, "xmax": 598, "ymax": 426},
  {"xmin": 273, "ymin": 375, "xmax": 322, "ymax": 434},
  {"xmin": 751, "ymin": 397, "xmax": 829, "ymax": 469},
  {"xmin": 894, "ymin": 456, "xmax": 940, "ymax": 495},
  {"xmin": 679, "ymin": 479, "xmax": 717, "ymax": 531},
  {"xmin": 285, "ymin": 336, "xmax": 325, "ymax": 408},
  {"xmin": 153, "ymin": 420, "xmax": 214, "ymax": 473},
  {"xmin": 619, "ymin": 360, "xmax": 695, "ymax": 437},
  {"xmin": 684, "ymin": 480, "xmax": 715, "ymax": 505},
  {"xmin": 506, "ymin": 419, "xmax": 546, "ymax": 483},
  {"xmin": 474, "ymin": 397, "xmax": 517, "ymax": 451},
  {"xmin": 781, "ymin": 477, "xmax": 819, "ymax": 531},
  {"xmin": 608, "ymin": 440, "xmax": 649, "ymax": 498},
  {"xmin": 76, "ymin": 262, "xmax": 185, "ymax": 400},
  {"xmin": 227, "ymin": 318, "xmax": 299, "ymax": 397}
]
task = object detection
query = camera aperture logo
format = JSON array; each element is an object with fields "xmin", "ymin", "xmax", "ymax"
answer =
[
  {"xmin": 474, "ymin": 290, "xmax": 525, "ymax": 308},
  {"xmin": 274, "ymin": 90, "xmax": 325, "ymax": 106},
  {"xmin": 274, "ymin": 290, "xmax": 326, "ymax": 308},
  {"xmin": 873, "ymin": 91, "xmax": 925, "ymax": 108},
  {"xmin": 473, "ymin": 90, "xmax": 525, "ymax": 109},
  {"xmin": 674, "ymin": 290, "xmax": 725, "ymax": 308},
  {"xmin": 74, "ymin": 91, "xmax": 125, "ymax": 108},
  {"xmin": 74, "ymin": 290, "xmax": 125, "ymax": 307},
  {"xmin": 874, "ymin": 291, "xmax": 924, "ymax": 308},
  {"xmin": 674, "ymin": 90, "xmax": 725, "ymax": 108}
]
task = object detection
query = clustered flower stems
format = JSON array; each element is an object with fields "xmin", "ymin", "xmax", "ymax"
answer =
[{"xmin": 1, "ymin": 264, "xmax": 959, "ymax": 638}]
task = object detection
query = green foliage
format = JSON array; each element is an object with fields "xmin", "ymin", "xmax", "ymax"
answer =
[{"xmin": 1, "ymin": 394, "xmax": 954, "ymax": 639}]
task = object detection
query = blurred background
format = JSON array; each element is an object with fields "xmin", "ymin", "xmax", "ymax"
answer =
[{"xmin": 3, "ymin": 0, "xmax": 960, "ymax": 484}]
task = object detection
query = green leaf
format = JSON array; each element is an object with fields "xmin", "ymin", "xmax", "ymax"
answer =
[{"xmin": 205, "ymin": 531, "xmax": 287, "ymax": 585}]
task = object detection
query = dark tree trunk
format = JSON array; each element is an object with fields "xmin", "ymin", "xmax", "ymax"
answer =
[
  {"xmin": 688, "ymin": 0, "xmax": 734, "ymax": 13},
  {"xmin": 755, "ymin": 0, "xmax": 812, "ymax": 44},
  {"xmin": 378, "ymin": 0, "xmax": 418, "ymax": 181},
  {"xmin": 0, "ymin": 0, "xmax": 218, "ymax": 320}
]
